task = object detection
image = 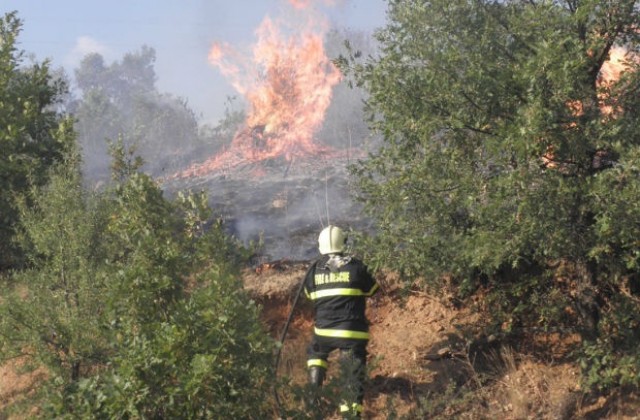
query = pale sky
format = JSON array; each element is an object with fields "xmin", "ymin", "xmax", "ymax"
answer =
[{"xmin": 2, "ymin": 0, "xmax": 387, "ymax": 124}]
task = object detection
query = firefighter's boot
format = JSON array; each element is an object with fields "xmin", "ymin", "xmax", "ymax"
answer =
[
  {"xmin": 340, "ymin": 403, "xmax": 363, "ymax": 419},
  {"xmin": 307, "ymin": 366, "xmax": 326, "ymax": 411},
  {"xmin": 309, "ymin": 365, "xmax": 326, "ymax": 387}
]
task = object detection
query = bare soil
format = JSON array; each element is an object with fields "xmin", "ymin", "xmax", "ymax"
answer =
[
  {"xmin": 0, "ymin": 358, "xmax": 45, "ymax": 418},
  {"xmin": 245, "ymin": 260, "xmax": 640, "ymax": 419}
]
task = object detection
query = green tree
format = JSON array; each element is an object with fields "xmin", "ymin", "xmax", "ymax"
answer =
[
  {"xmin": 342, "ymin": 0, "xmax": 640, "ymax": 388},
  {"xmin": 0, "ymin": 11, "xmax": 74, "ymax": 269},
  {"xmin": 0, "ymin": 145, "xmax": 274, "ymax": 417},
  {"xmin": 65, "ymin": 154, "xmax": 272, "ymax": 418},
  {"xmin": 72, "ymin": 47, "xmax": 202, "ymax": 182},
  {"xmin": 0, "ymin": 149, "xmax": 114, "ymax": 416}
]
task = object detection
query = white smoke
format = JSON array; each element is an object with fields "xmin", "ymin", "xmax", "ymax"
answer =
[{"xmin": 65, "ymin": 36, "xmax": 113, "ymax": 69}]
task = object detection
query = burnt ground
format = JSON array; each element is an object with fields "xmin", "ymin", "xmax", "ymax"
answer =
[{"xmin": 162, "ymin": 153, "xmax": 370, "ymax": 262}]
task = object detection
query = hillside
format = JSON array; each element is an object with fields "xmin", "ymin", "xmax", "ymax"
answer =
[
  {"xmin": 2, "ymin": 155, "xmax": 639, "ymax": 418},
  {"xmin": 2, "ymin": 157, "xmax": 639, "ymax": 418},
  {"xmin": 244, "ymin": 260, "xmax": 640, "ymax": 419},
  {"xmin": 1, "ymin": 259, "xmax": 639, "ymax": 418}
]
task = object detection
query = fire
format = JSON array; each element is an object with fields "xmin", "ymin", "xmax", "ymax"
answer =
[
  {"xmin": 597, "ymin": 45, "xmax": 636, "ymax": 117},
  {"xmin": 599, "ymin": 46, "xmax": 630, "ymax": 86},
  {"xmin": 572, "ymin": 46, "xmax": 636, "ymax": 119},
  {"xmin": 543, "ymin": 45, "xmax": 638, "ymax": 169},
  {"xmin": 288, "ymin": 0, "xmax": 337, "ymax": 9},
  {"xmin": 566, "ymin": 45, "xmax": 636, "ymax": 121},
  {"xmin": 177, "ymin": 2, "xmax": 342, "ymax": 179}
]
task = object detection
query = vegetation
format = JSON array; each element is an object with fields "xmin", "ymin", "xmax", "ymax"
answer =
[
  {"xmin": 71, "ymin": 47, "xmax": 204, "ymax": 182},
  {"xmin": 0, "ymin": 141, "xmax": 274, "ymax": 417},
  {"xmin": 341, "ymin": 0, "xmax": 640, "ymax": 391},
  {"xmin": 0, "ymin": 13, "xmax": 274, "ymax": 417},
  {"xmin": 0, "ymin": 12, "xmax": 74, "ymax": 270},
  {"xmin": 4, "ymin": 0, "xmax": 640, "ymax": 416}
]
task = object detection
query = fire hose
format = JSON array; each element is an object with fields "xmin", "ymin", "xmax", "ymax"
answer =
[{"xmin": 273, "ymin": 261, "xmax": 316, "ymax": 418}]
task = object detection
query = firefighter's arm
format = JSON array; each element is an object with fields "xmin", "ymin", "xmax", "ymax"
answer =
[
  {"xmin": 302, "ymin": 261, "xmax": 317, "ymax": 299},
  {"xmin": 361, "ymin": 263, "xmax": 379, "ymax": 297}
]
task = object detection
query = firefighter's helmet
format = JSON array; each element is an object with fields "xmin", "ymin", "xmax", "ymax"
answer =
[{"xmin": 318, "ymin": 225, "xmax": 347, "ymax": 255}]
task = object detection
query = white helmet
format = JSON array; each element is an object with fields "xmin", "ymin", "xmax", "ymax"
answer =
[{"xmin": 318, "ymin": 225, "xmax": 347, "ymax": 255}]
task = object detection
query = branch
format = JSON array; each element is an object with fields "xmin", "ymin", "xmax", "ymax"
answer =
[
  {"xmin": 464, "ymin": 126, "xmax": 496, "ymax": 136},
  {"xmin": 476, "ymin": 0, "xmax": 537, "ymax": 55},
  {"xmin": 459, "ymin": 89, "xmax": 485, "ymax": 113},
  {"xmin": 408, "ymin": 182, "xmax": 461, "ymax": 199},
  {"xmin": 565, "ymin": 0, "xmax": 578, "ymax": 14},
  {"xmin": 589, "ymin": 4, "xmax": 630, "ymax": 85}
]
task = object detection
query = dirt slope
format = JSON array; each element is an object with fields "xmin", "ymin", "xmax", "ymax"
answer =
[{"xmin": 245, "ymin": 260, "xmax": 640, "ymax": 419}]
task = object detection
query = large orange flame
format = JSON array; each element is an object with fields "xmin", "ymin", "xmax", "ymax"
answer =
[{"xmin": 177, "ymin": 2, "xmax": 342, "ymax": 178}]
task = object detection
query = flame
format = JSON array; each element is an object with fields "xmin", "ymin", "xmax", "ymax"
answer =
[
  {"xmin": 597, "ymin": 45, "xmax": 637, "ymax": 117},
  {"xmin": 599, "ymin": 46, "xmax": 630, "ymax": 86},
  {"xmin": 543, "ymin": 45, "xmax": 638, "ymax": 168},
  {"xmin": 176, "ymin": 2, "xmax": 342, "ymax": 179},
  {"xmin": 565, "ymin": 45, "xmax": 637, "ymax": 120},
  {"xmin": 288, "ymin": 0, "xmax": 337, "ymax": 9}
]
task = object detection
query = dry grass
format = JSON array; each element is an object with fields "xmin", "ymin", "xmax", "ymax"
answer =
[
  {"xmin": 0, "ymin": 357, "xmax": 46, "ymax": 418},
  {"xmin": 483, "ymin": 346, "xmax": 580, "ymax": 419}
]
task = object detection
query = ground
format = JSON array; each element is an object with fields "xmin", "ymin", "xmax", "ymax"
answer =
[
  {"xmin": 2, "ymin": 259, "xmax": 640, "ymax": 419},
  {"xmin": 244, "ymin": 260, "xmax": 640, "ymax": 419}
]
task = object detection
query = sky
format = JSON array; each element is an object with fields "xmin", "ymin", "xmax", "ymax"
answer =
[{"xmin": 2, "ymin": 0, "xmax": 388, "ymax": 124}]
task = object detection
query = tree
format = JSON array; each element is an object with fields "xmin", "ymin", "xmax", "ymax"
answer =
[
  {"xmin": 0, "ymin": 151, "xmax": 111, "ymax": 390},
  {"xmin": 64, "ymin": 151, "xmax": 273, "ymax": 418},
  {"xmin": 0, "ymin": 11, "xmax": 74, "ymax": 269},
  {"xmin": 72, "ymin": 47, "xmax": 201, "ymax": 183},
  {"xmin": 0, "ymin": 144, "xmax": 274, "ymax": 417},
  {"xmin": 342, "ymin": 0, "xmax": 640, "ymax": 388}
]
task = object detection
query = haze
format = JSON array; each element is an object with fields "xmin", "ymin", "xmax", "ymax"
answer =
[{"xmin": 1, "ymin": 0, "xmax": 387, "ymax": 124}]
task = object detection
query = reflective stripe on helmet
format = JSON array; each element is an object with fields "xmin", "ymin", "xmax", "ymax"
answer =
[{"xmin": 314, "ymin": 327, "xmax": 369, "ymax": 340}]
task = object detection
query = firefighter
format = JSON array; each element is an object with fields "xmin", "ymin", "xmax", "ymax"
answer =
[{"xmin": 304, "ymin": 225, "xmax": 379, "ymax": 418}]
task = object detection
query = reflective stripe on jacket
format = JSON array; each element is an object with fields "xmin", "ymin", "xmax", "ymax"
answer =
[{"xmin": 304, "ymin": 254, "xmax": 378, "ymax": 338}]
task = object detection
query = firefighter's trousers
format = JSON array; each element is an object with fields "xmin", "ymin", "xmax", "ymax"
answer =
[{"xmin": 307, "ymin": 334, "xmax": 367, "ymax": 417}]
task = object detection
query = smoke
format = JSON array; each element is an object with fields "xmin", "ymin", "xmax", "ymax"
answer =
[
  {"xmin": 67, "ymin": 0, "xmax": 381, "ymax": 260},
  {"xmin": 167, "ymin": 3, "xmax": 381, "ymax": 260},
  {"xmin": 65, "ymin": 36, "xmax": 113, "ymax": 69},
  {"xmin": 175, "ymin": 156, "xmax": 366, "ymax": 262},
  {"xmin": 288, "ymin": 0, "xmax": 333, "ymax": 9}
]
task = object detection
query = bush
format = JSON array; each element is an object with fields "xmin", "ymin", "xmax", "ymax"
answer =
[{"xmin": 1, "ymin": 146, "xmax": 275, "ymax": 418}]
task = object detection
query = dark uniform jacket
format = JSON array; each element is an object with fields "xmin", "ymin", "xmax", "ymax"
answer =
[{"xmin": 303, "ymin": 254, "xmax": 379, "ymax": 340}]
